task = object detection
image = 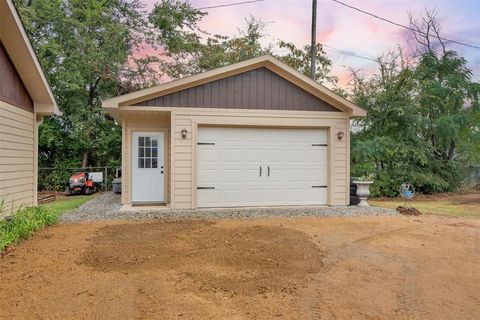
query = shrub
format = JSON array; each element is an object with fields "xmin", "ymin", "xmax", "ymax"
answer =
[{"xmin": 0, "ymin": 206, "xmax": 58, "ymax": 252}]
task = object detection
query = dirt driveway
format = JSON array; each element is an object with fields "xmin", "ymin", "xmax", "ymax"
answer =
[{"xmin": 1, "ymin": 215, "xmax": 479, "ymax": 319}]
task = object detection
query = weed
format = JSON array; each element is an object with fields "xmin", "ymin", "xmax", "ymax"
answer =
[{"xmin": 0, "ymin": 206, "xmax": 58, "ymax": 252}]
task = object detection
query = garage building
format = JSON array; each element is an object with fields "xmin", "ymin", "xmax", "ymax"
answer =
[
  {"xmin": 102, "ymin": 55, "xmax": 366, "ymax": 209},
  {"xmin": 0, "ymin": 0, "xmax": 59, "ymax": 215}
]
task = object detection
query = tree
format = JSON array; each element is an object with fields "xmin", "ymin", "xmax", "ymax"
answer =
[
  {"xmin": 275, "ymin": 41, "xmax": 337, "ymax": 85},
  {"xmin": 152, "ymin": 14, "xmax": 337, "ymax": 87},
  {"xmin": 349, "ymin": 10, "xmax": 480, "ymax": 196},
  {"xmin": 14, "ymin": 0, "xmax": 206, "ymax": 171},
  {"xmin": 151, "ymin": 16, "xmax": 273, "ymax": 78},
  {"xmin": 14, "ymin": 0, "xmax": 348, "ymax": 191},
  {"xmin": 14, "ymin": 0, "xmax": 151, "ymax": 168}
]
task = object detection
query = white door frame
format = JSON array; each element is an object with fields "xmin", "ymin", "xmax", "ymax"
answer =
[{"xmin": 131, "ymin": 131, "xmax": 165, "ymax": 203}]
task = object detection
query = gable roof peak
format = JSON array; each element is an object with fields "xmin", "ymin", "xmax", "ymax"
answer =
[{"xmin": 102, "ymin": 55, "xmax": 366, "ymax": 117}]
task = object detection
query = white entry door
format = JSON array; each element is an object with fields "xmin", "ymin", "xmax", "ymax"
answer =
[
  {"xmin": 132, "ymin": 132, "xmax": 164, "ymax": 203},
  {"xmin": 197, "ymin": 127, "xmax": 328, "ymax": 207}
]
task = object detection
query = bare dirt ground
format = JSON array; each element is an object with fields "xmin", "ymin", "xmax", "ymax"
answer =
[{"xmin": 1, "ymin": 215, "xmax": 479, "ymax": 319}]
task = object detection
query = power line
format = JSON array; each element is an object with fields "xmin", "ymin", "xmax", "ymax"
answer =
[
  {"xmin": 331, "ymin": 0, "xmax": 480, "ymax": 50},
  {"xmin": 273, "ymin": 43, "xmax": 378, "ymax": 62},
  {"xmin": 197, "ymin": 0, "xmax": 265, "ymax": 10},
  {"xmin": 322, "ymin": 44, "xmax": 378, "ymax": 62}
]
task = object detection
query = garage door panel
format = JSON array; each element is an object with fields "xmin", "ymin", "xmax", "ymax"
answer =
[
  {"xmin": 286, "ymin": 150, "xmax": 307, "ymax": 161},
  {"xmin": 223, "ymin": 170, "xmax": 244, "ymax": 182},
  {"xmin": 306, "ymin": 169, "xmax": 327, "ymax": 180},
  {"xmin": 198, "ymin": 170, "xmax": 220, "ymax": 183},
  {"xmin": 244, "ymin": 190, "xmax": 267, "ymax": 203},
  {"xmin": 304, "ymin": 149, "xmax": 327, "ymax": 158},
  {"xmin": 222, "ymin": 148, "xmax": 243, "ymax": 161},
  {"xmin": 263, "ymin": 149, "xmax": 284, "ymax": 161},
  {"xmin": 197, "ymin": 190, "xmax": 221, "ymax": 205},
  {"xmin": 197, "ymin": 127, "xmax": 328, "ymax": 207},
  {"xmin": 242, "ymin": 149, "xmax": 262, "ymax": 162},
  {"xmin": 284, "ymin": 170, "xmax": 308, "ymax": 181}
]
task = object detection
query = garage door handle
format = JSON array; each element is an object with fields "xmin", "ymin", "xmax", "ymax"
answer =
[
  {"xmin": 267, "ymin": 166, "xmax": 270, "ymax": 176},
  {"xmin": 259, "ymin": 166, "xmax": 262, "ymax": 177}
]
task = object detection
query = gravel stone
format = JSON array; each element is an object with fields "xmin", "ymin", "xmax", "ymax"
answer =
[{"xmin": 60, "ymin": 192, "xmax": 397, "ymax": 223}]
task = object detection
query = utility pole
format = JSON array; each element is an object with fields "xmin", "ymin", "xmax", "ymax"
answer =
[{"xmin": 310, "ymin": 0, "xmax": 317, "ymax": 80}]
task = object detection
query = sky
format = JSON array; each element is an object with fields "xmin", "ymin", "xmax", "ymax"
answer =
[{"xmin": 141, "ymin": 0, "xmax": 480, "ymax": 87}]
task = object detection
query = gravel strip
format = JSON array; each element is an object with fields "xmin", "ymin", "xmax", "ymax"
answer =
[{"xmin": 60, "ymin": 192, "xmax": 397, "ymax": 223}]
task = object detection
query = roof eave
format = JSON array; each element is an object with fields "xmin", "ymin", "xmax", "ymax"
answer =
[{"xmin": 2, "ymin": 0, "xmax": 60, "ymax": 116}]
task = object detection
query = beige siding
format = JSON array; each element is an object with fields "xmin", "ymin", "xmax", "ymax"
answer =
[
  {"xmin": 122, "ymin": 108, "xmax": 351, "ymax": 208},
  {"xmin": 168, "ymin": 108, "xmax": 350, "ymax": 208},
  {"xmin": 171, "ymin": 114, "xmax": 194, "ymax": 208},
  {"xmin": 0, "ymin": 100, "xmax": 35, "ymax": 216},
  {"xmin": 332, "ymin": 118, "xmax": 349, "ymax": 205}
]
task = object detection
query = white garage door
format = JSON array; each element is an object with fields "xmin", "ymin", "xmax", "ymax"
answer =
[{"xmin": 197, "ymin": 127, "xmax": 328, "ymax": 207}]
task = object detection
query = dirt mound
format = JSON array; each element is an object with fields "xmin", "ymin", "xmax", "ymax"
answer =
[
  {"xmin": 80, "ymin": 220, "xmax": 323, "ymax": 295},
  {"xmin": 396, "ymin": 206, "xmax": 422, "ymax": 216}
]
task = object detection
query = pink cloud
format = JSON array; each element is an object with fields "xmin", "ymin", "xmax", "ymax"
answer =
[{"xmin": 138, "ymin": 0, "xmax": 480, "ymax": 87}]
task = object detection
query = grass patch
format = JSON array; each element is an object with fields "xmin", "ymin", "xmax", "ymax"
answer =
[
  {"xmin": 42, "ymin": 195, "xmax": 93, "ymax": 216},
  {"xmin": 370, "ymin": 197, "xmax": 480, "ymax": 219},
  {"xmin": 0, "ymin": 195, "xmax": 94, "ymax": 252},
  {"xmin": 0, "ymin": 206, "xmax": 58, "ymax": 252}
]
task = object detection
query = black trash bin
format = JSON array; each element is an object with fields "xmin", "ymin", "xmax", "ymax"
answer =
[{"xmin": 350, "ymin": 177, "xmax": 360, "ymax": 205}]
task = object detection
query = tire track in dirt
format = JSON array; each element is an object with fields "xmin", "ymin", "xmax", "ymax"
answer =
[
  {"xmin": 90, "ymin": 277, "xmax": 137, "ymax": 320},
  {"xmin": 294, "ymin": 226, "xmax": 420, "ymax": 319},
  {"xmin": 394, "ymin": 264, "xmax": 430, "ymax": 319}
]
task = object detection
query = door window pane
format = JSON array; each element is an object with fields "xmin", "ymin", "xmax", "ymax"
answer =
[{"xmin": 138, "ymin": 135, "xmax": 160, "ymax": 169}]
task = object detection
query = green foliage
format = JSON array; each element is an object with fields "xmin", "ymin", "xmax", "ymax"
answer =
[
  {"xmin": 14, "ymin": 1, "xmax": 337, "ymax": 186},
  {"xmin": 276, "ymin": 41, "xmax": 337, "ymax": 85},
  {"xmin": 196, "ymin": 17, "xmax": 271, "ymax": 70},
  {"xmin": 43, "ymin": 196, "xmax": 93, "ymax": 216},
  {"xmin": 153, "ymin": 15, "xmax": 337, "ymax": 85},
  {"xmin": 0, "ymin": 206, "xmax": 58, "ymax": 252},
  {"xmin": 15, "ymin": 0, "xmax": 149, "ymax": 171},
  {"xmin": 149, "ymin": 0, "xmax": 205, "ymax": 54},
  {"xmin": 350, "ymin": 46, "xmax": 480, "ymax": 197},
  {"xmin": 154, "ymin": 16, "xmax": 274, "ymax": 78}
]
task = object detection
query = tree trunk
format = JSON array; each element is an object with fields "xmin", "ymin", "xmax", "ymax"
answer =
[
  {"xmin": 447, "ymin": 140, "xmax": 456, "ymax": 161},
  {"xmin": 81, "ymin": 150, "xmax": 89, "ymax": 168}
]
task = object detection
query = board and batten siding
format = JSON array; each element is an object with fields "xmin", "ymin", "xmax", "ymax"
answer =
[
  {"xmin": 0, "ymin": 100, "xmax": 35, "ymax": 216},
  {"xmin": 134, "ymin": 67, "xmax": 340, "ymax": 113},
  {"xmin": 0, "ymin": 43, "xmax": 33, "ymax": 111}
]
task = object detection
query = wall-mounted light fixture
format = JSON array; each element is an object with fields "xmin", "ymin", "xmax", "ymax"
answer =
[
  {"xmin": 181, "ymin": 128, "xmax": 188, "ymax": 139},
  {"xmin": 337, "ymin": 131, "xmax": 345, "ymax": 140}
]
